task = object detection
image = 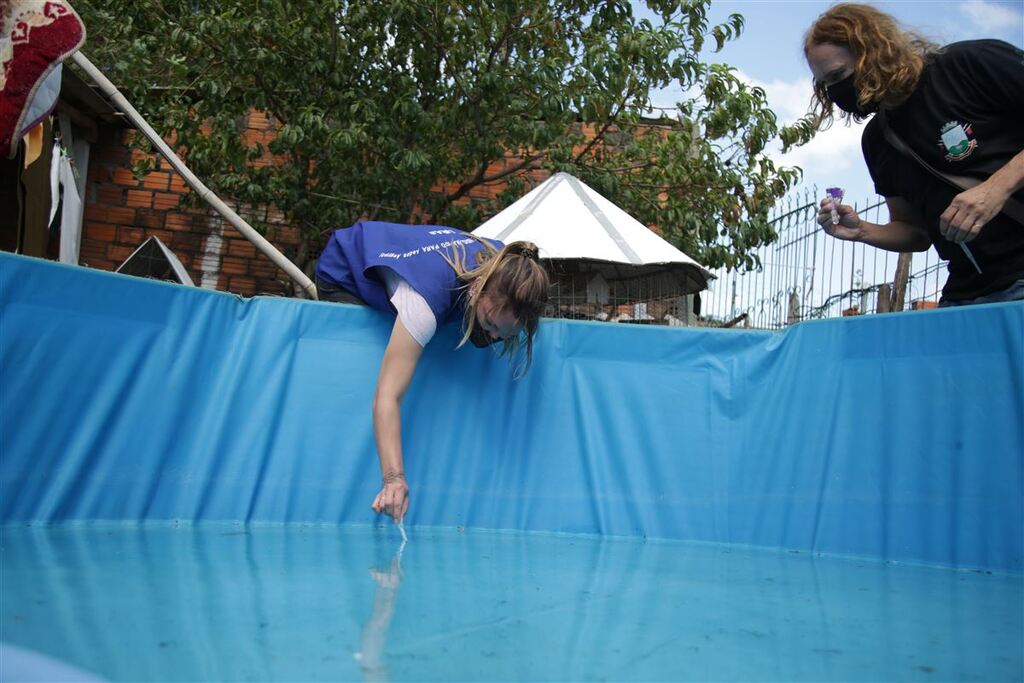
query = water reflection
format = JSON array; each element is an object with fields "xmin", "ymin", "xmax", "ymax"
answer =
[
  {"xmin": 355, "ymin": 541, "xmax": 405, "ymax": 682},
  {"xmin": 1, "ymin": 525, "xmax": 1020, "ymax": 681}
]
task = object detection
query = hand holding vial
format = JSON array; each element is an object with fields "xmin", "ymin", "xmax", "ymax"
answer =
[{"xmin": 826, "ymin": 187, "xmax": 844, "ymax": 225}]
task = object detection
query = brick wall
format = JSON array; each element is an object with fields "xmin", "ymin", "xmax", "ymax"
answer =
[
  {"xmin": 79, "ymin": 115, "xmax": 608, "ymax": 298},
  {"xmin": 81, "ymin": 114, "xmax": 303, "ymax": 297}
]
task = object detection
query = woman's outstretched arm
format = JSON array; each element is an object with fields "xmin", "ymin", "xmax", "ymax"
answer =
[{"xmin": 371, "ymin": 318, "xmax": 423, "ymax": 522}]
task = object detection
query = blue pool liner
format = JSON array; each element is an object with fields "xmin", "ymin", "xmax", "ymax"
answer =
[{"xmin": 1, "ymin": 252, "xmax": 1021, "ymax": 571}]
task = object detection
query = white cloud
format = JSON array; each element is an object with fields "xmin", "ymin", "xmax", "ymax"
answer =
[
  {"xmin": 644, "ymin": 67, "xmax": 881, "ymax": 198},
  {"xmin": 960, "ymin": 0, "xmax": 1024, "ymax": 34},
  {"xmin": 731, "ymin": 69, "xmax": 864, "ymax": 173},
  {"xmin": 730, "ymin": 69, "xmax": 881, "ymax": 199},
  {"xmin": 744, "ymin": 75, "xmax": 815, "ymax": 122},
  {"xmin": 776, "ymin": 122, "xmax": 865, "ymax": 174},
  {"xmin": 646, "ymin": 85, "xmax": 690, "ymax": 114}
]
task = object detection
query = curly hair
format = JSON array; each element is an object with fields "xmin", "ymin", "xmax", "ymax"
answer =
[
  {"xmin": 804, "ymin": 3, "xmax": 940, "ymax": 127},
  {"xmin": 444, "ymin": 237, "xmax": 550, "ymax": 377}
]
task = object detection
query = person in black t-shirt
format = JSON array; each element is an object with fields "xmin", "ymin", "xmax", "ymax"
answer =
[{"xmin": 803, "ymin": 3, "xmax": 1024, "ymax": 305}]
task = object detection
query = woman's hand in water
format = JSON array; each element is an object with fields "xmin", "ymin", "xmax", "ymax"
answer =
[{"xmin": 372, "ymin": 472, "xmax": 409, "ymax": 522}]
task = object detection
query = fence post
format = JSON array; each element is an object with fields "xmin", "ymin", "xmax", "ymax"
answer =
[
  {"xmin": 891, "ymin": 252, "xmax": 913, "ymax": 312},
  {"xmin": 787, "ymin": 291, "xmax": 800, "ymax": 325},
  {"xmin": 877, "ymin": 283, "xmax": 892, "ymax": 313}
]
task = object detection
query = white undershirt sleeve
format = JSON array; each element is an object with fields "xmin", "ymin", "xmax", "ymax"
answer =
[{"xmin": 376, "ymin": 267, "xmax": 438, "ymax": 348}]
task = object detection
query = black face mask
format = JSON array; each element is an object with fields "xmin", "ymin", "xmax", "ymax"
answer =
[
  {"xmin": 826, "ymin": 73, "xmax": 876, "ymax": 116},
  {"xmin": 469, "ymin": 324, "xmax": 499, "ymax": 348}
]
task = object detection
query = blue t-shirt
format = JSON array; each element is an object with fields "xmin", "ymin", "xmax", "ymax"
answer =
[{"xmin": 316, "ymin": 221, "xmax": 503, "ymax": 325}]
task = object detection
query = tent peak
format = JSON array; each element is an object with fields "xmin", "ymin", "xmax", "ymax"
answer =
[{"xmin": 474, "ymin": 172, "xmax": 711, "ymax": 282}]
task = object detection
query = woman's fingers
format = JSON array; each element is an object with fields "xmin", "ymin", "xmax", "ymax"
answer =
[
  {"xmin": 941, "ymin": 186, "xmax": 999, "ymax": 243},
  {"xmin": 371, "ymin": 482, "xmax": 409, "ymax": 521}
]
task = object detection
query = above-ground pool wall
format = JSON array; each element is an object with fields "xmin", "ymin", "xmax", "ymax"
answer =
[{"xmin": 1, "ymin": 252, "xmax": 1021, "ymax": 571}]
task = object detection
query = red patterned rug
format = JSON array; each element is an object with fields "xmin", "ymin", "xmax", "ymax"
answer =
[{"xmin": 0, "ymin": 0, "xmax": 86, "ymax": 158}]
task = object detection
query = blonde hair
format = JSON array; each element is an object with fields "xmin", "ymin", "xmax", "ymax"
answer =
[
  {"xmin": 804, "ymin": 3, "xmax": 939, "ymax": 127},
  {"xmin": 444, "ymin": 237, "xmax": 550, "ymax": 376}
]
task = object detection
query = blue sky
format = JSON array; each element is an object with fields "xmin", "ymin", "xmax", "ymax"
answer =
[{"xmin": 641, "ymin": 0, "xmax": 1024, "ymax": 206}]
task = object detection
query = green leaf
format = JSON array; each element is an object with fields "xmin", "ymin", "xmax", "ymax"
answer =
[{"xmin": 75, "ymin": 0, "xmax": 820, "ymax": 273}]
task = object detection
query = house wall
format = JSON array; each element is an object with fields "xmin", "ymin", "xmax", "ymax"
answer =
[
  {"xmin": 77, "ymin": 111, "xmax": 555, "ymax": 297},
  {"xmin": 80, "ymin": 113, "xmax": 304, "ymax": 296}
]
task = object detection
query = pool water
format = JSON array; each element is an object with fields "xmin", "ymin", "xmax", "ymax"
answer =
[{"xmin": 1, "ymin": 523, "xmax": 1021, "ymax": 682}]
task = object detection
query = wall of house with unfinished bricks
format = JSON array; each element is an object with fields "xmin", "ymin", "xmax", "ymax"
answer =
[
  {"xmin": 81, "ymin": 112, "xmax": 305, "ymax": 297},
  {"xmin": 80, "ymin": 111, "xmax": 535, "ymax": 298}
]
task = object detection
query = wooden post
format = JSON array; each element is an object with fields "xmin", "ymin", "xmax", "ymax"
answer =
[
  {"xmin": 787, "ymin": 291, "xmax": 800, "ymax": 325},
  {"xmin": 890, "ymin": 252, "xmax": 913, "ymax": 312},
  {"xmin": 722, "ymin": 313, "xmax": 748, "ymax": 328},
  {"xmin": 877, "ymin": 283, "xmax": 892, "ymax": 313}
]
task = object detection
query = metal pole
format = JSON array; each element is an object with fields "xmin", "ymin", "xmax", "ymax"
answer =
[{"xmin": 71, "ymin": 51, "xmax": 318, "ymax": 300}]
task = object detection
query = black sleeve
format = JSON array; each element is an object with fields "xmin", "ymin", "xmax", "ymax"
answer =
[{"xmin": 861, "ymin": 119, "xmax": 902, "ymax": 198}]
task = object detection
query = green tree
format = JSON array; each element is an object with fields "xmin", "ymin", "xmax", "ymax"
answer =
[{"xmin": 76, "ymin": 0, "xmax": 813, "ymax": 284}]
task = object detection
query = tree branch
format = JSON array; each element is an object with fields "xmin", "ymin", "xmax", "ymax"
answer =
[{"xmin": 445, "ymin": 154, "xmax": 542, "ymax": 204}]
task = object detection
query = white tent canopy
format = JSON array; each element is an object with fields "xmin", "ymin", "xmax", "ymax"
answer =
[{"xmin": 473, "ymin": 172, "xmax": 712, "ymax": 286}]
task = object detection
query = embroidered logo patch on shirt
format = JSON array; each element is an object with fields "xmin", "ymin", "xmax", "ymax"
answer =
[{"xmin": 938, "ymin": 121, "xmax": 978, "ymax": 161}]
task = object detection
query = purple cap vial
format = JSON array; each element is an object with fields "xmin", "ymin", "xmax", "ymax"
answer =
[{"xmin": 826, "ymin": 187, "xmax": 844, "ymax": 224}]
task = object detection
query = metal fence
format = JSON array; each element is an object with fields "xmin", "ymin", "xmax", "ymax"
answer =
[{"xmin": 701, "ymin": 186, "xmax": 948, "ymax": 329}]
